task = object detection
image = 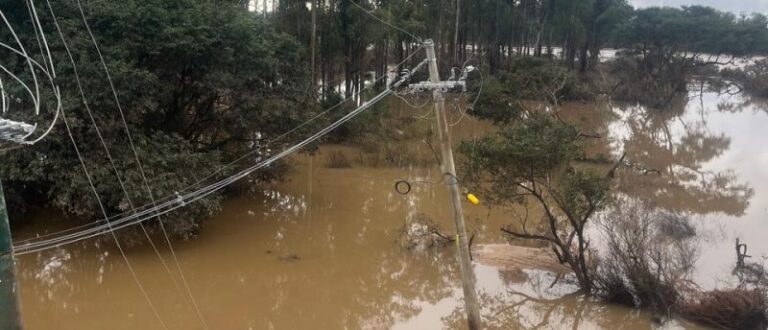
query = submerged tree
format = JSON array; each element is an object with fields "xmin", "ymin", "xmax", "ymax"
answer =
[{"xmin": 459, "ymin": 112, "xmax": 613, "ymax": 293}]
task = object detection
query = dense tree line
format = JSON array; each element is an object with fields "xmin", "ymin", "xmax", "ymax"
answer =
[
  {"xmin": 269, "ymin": 0, "xmax": 768, "ymax": 98},
  {"xmin": 609, "ymin": 6, "xmax": 768, "ymax": 106},
  {"xmin": 272, "ymin": 0, "xmax": 634, "ymax": 87}
]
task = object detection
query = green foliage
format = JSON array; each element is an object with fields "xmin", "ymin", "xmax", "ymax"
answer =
[
  {"xmin": 609, "ymin": 6, "xmax": 768, "ymax": 105},
  {"xmin": 615, "ymin": 6, "xmax": 768, "ymax": 56},
  {"xmin": 462, "ymin": 111, "xmax": 581, "ymax": 183},
  {"xmin": 459, "ymin": 110, "xmax": 595, "ymax": 208},
  {"xmin": 460, "ymin": 111, "xmax": 610, "ymax": 292},
  {"xmin": 470, "ymin": 57, "xmax": 589, "ymax": 123},
  {"xmin": 459, "ymin": 110, "xmax": 605, "ymax": 212},
  {"xmin": 556, "ymin": 169, "xmax": 610, "ymax": 221},
  {"xmin": 468, "ymin": 76, "xmax": 524, "ymax": 124},
  {"xmin": 0, "ymin": 0, "xmax": 314, "ymax": 236}
]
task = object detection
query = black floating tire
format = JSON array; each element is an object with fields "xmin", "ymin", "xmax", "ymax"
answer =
[{"xmin": 395, "ymin": 180, "xmax": 412, "ymax": 195}]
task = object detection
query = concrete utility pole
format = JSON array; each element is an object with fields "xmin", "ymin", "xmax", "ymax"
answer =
[
  {"xmin": 0, "ymin": 181, "xmax": 22, "ymax": 330},
  {"xmin": 424, "ymin": 39, "xmax": 482, "ymax": 330}
]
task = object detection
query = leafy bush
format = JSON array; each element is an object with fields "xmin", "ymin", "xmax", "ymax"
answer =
[
  {"xmin": 469, "ymin": 57, "xmax": 591, "ymax": 123},
  {"xmin": 460, "ymin": 112, "xmax": 610, "ymax": 293}
]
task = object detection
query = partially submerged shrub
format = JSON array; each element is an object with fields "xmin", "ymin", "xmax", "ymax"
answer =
[
  {"xmin": 594, "ymin": 200, "xmax": 698, "ymax": 313},
  {"xmin": 504, "ymin": 57, "xmax": 590, "ymax": 101},
  {"xmin": 468, "ymin": 57, "xmax": 591, "ymax": 123},
  {"xmin": 596, "ymin": 267, "xmax": 637, "ymax": 306},
  {"xmin": 468, "ymin": 75, "xmax": 524, "ymax": 123},
  {"xmin": 734, "ymin": 262, "xmax": 768, "ymax": 287},
  {"xmin": 679, "ymin": 289, "xmax": 768, "ymax": 330},
  {"xmin": 461, "ymin": 111, "xmax": 611, "ymax": 293}
]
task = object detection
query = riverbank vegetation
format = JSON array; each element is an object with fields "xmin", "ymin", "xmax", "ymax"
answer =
[{"xmin": 1, "ymin": 0, "xmax": 317, "ymax": 237}]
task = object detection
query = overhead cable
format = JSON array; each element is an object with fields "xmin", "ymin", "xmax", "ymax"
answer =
[
  {"xmin": 13, "ymin": 46, "xmax": 426, "ymax": 248},
  {"xmin": 13, "ymin": 58, "xmax": 428, "ymax": 255}
]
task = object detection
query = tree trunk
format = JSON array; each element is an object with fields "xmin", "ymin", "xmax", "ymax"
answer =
[
  {"xmin": 454, "ymin": 0, "xmax": 460, "ymax": 63},
  {"xmin": 579, "ymin": 43, "xmax": 589, "ymax": 72},
  {"xmin": 310, "ymin": 0, "xmax": 317, "ymax": 87}
]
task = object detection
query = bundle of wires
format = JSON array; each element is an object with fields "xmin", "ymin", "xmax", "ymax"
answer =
[{"xmin": 14, "ymin": 57, "xmax": 428, "ymax": 255}]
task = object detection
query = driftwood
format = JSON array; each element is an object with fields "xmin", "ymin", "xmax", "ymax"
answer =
[{"xmin": 736, "ymin": 238, "xmax": 752, "ymax": 268}]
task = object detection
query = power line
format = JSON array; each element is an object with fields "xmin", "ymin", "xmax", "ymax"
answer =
[
  {"xmin": 394, "ymin": 89, "xmax": 432, "ymax": 110},
  {"xmin": 2, "ymin": 2, "xmax": 170, "ymax": 327},
  {"xmin": 450, "ymin": 63, "xmax": 483, "ymax": 127},
  {"xmin": 19, "ymin": 1, "xmax": 169, "ymax": 326},
  {"xmin": 72, "ymin": 1, "xmax": 210, "ymax": 326},
  {"xmin": 59, "ymin": 108, "xmax": 170, "ymax": 330},
  {"xmin": 3, "ymin": 2, "xmax": 430, "ymax": 327},
  {"xmin": 46, "ymin": 1, "xmax": 209, "ymax": 327},
  {"xmin": 13, "ymin": 1, "xmax": 429, "ymax": 248},
  {"xmin": 13, "ymin": 58, "xmax": 428, "ymax": 255},
  {"xmin": 16, "ymin": 58, "xmax": 427, "ymax": 253},
  {"xmin": 12, "ymin": 0, "xmax": 429, "ymax": 254},
  {"xmin": 13, "ymin": 47, "xmax": 426, "ymax": 249}
]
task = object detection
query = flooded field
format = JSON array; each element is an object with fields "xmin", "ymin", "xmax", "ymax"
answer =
[{"xmin": 14, "ymin": 88, "xmax": 764, "ymax": 329}]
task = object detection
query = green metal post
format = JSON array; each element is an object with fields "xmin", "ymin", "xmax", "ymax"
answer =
[{"xmin": 0, "ymin": 180, "xmax": 22, "ymax": 329}]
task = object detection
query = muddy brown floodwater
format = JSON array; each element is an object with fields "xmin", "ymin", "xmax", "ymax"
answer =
[{"xmin": 15, "ymin": 89, "xmax": 762, "ymax": 329}]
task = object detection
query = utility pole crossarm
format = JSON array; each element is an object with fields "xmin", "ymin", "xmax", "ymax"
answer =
[{"xmin": 408, "ymin": 81, "xmax": 466, "ymax": 93}]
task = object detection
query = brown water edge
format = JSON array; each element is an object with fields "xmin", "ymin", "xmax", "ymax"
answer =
[{"xmin": 13, "ymin": 99, "xmax": 719, "ymax": 329}]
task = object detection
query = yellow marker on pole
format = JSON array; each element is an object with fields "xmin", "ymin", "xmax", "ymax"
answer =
[{"xmin": 466, "ymin": 193, "xmax": 480, "ymax": 205}]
